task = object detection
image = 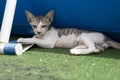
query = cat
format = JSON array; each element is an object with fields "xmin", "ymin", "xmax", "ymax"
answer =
[{"xmin": 17, "ymin": 10, "xmax": 120, "ymax": 55}]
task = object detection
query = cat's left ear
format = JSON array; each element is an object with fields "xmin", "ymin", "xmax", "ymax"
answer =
[
  {"xmin": 25, "ymin": 10, "xmax": 35, "ymax": 23},
  {"xmin": 44, "ymin": 10, "xmax": 54, "ymax": 22}
]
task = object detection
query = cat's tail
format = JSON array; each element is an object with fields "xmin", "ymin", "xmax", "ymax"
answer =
[{"xmin": 107, "ymin": 39, "xmax": 120, "ymax": 50}]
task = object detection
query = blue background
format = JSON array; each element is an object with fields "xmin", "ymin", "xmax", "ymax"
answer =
[{"xmin": 0, "ymin": 0, "xmax": 120, "ymax": 41}]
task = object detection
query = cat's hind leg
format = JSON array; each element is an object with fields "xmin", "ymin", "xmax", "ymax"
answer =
[
  {"xmin": 73, "ymin": 45, "xmax": 88, "ymax": 49},
  {"xmin": 70, "ymin": 47, "xmax": 100, "ymax": 55},
  {"xmin": 95, "ymin": 43, "xmax": 109, "ymax": 52},
  {"xmin": 70, "ymin": 33, "xmax": 100, "ymax": 55}
]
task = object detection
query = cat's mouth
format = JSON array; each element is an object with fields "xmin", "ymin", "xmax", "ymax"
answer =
[
  {"xmin": 35, "ymin": 34, "xmax": 42, "ymax": 38},
  {"xmin": 35, "ymin": 33, "xmax": 43, "ymax": 38}
]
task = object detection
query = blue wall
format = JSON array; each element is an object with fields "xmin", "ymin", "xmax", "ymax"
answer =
[{"xmin": 0, "ymin": 0, "xmax": 120, "ymax": 41}]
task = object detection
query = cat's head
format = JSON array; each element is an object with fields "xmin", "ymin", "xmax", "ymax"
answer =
[{"xmin": 25, "ymin": 10, "xmax": 54, "ymax": 37}]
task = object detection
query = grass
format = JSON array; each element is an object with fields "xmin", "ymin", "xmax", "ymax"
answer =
[{"xmin": 0, "ymin": 46, "xmax": 120, "ymax": 80}]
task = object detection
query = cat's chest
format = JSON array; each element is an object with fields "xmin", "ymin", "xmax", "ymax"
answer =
[{"xmin": 55, "ymin": 34, "xmax": 77, "ymax": 48}]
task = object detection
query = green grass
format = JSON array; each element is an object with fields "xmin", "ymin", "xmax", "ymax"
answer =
[{"xmin": 0, "ymin": 47, "xmax": 120, "ymax": 80}]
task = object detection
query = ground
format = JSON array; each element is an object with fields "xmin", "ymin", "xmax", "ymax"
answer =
[{"xmin": 0, "ymin": 47, "xmax": 120, "ymax": 80}]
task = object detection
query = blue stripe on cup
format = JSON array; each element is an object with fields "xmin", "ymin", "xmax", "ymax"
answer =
[{"xmin": 4, "ymin": 43, "xmax": 16, "ymax": 55}]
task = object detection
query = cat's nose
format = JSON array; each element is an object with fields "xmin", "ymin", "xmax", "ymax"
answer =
[{"xmin": 37, "ymin": 31, "xmax": 41, "ymax": 34}]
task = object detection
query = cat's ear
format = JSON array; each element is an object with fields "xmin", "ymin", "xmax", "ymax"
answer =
[
  {"xmin": 44, "ymin": 10, "xmax": 54, "ymax": 22},
  {"xmin": 25, "ymin": 10, "xmax": 35, "ymax": 23}
]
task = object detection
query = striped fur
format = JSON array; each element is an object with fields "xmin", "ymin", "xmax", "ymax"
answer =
[
  {"xmin": 57, "ymin": 28, "xmax": 90, "ymax": 37},
  {"xmin": 17, "ymin": 10, "xmax": 120, "ymax": 55}
]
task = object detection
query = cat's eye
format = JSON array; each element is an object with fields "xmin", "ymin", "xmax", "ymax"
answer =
[
  {"xmin": 42, "ymin": 26, "xmax": 46, "ymax": 28},
  {"xmin": 33, "ymin": 25, "xmax": 37, "ymax": 28}
]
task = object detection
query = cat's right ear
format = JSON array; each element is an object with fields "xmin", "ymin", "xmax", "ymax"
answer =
[
  {"xmin": 44, "ymin": 10, "xmax": 54, "ymax": 23},
  {"xmin": 25, "ymin": 10, "xmax": 35, "ymax": 23}
]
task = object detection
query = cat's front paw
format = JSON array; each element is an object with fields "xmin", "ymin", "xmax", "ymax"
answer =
[
  {"xmin": 17, "ymin": 38, "xmax": 24, "ymax": 43},
  {"xmin": 17, "ymin": 38, "xmax": 34, "ymax": 44},
  {"xmin": 17, "ymin": 38, "xmax": 29, "ymax": 44}
]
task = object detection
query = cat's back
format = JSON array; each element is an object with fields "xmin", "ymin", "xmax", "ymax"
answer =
[{"xmin": 57, "ymin": 28, "xmax": 90, "ymax": 37}]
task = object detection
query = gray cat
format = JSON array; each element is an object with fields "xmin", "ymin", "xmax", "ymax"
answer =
[{"xmin": 17, "ymin": 10, "xmax": 120, "ymax": 55}]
